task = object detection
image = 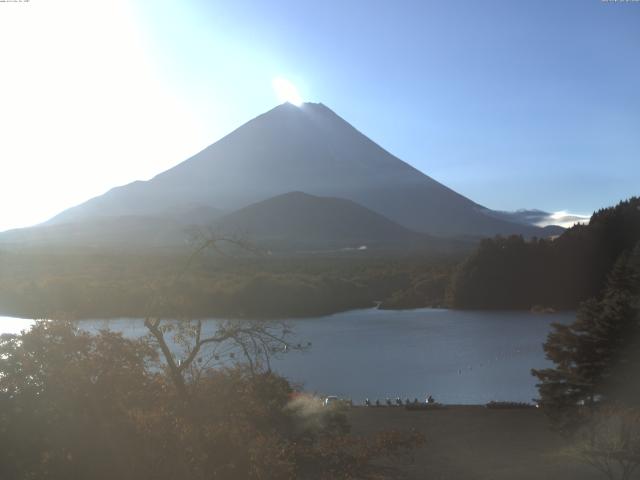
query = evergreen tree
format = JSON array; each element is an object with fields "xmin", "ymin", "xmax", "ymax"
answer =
[
  {"xmin": 451, "ymin": 197, "xmax": 640, "ymax": 310},
  {"xmin": 532, "ymin": 242, "xmax": 640, "ymax": 432}
]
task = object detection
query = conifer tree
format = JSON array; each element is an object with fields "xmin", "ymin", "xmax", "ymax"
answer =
[{"xmin": 532, "ymin": 242, "xmax": 640, "ymax": 432}]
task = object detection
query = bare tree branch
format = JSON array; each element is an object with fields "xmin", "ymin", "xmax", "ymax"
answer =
[{"xmin": 141, "ymin": 231, "xmax": 305, "ymax": 402}]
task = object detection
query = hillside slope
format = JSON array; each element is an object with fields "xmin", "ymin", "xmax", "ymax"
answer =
[{"xmin": 213, "ymin": 191, "xmax": 431, "ymax": 250}]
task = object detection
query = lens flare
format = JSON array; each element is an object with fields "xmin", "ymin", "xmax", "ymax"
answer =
[{"xmin": 272, "ymin": 76, "xmax": 303, "ymax": 106}]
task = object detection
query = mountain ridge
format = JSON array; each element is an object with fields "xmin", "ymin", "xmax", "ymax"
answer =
[{"xmin": 9, "ymin": 102, "xmax": 562, "ymax": 245}]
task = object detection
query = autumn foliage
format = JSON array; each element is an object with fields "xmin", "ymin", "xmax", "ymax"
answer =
[{"xmin": 0, "ymin": 321, "xmax": 423, "ymax": 479}]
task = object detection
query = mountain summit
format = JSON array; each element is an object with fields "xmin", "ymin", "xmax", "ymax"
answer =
[{"xmin": 41, "ymin": 102, "xmax": 557, "ymax": 239}]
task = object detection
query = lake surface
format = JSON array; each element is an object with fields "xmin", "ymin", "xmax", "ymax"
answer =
[{"xmin": 0, "ymin": 308, "xmax": 573, "ymax": 404}]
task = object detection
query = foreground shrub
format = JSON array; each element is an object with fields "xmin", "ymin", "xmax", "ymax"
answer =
[{"xmin": 0, "ymin": 321, "xmax": 423, "ymax": 479}]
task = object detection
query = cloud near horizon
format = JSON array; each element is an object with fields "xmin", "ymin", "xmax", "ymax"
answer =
[{"xmin": 536, "ymin": 210, "xmax": 591, "ymax": 229}]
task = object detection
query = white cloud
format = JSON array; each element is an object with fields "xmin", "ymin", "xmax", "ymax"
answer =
[{"xmin": 535, "ymin": 210, "xmax": 591, "ymax": 228}]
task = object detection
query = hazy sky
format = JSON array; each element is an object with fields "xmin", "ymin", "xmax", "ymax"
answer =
[{"xmin": 1, "ymin": 0, "xmax": 638, "ymax": 232}]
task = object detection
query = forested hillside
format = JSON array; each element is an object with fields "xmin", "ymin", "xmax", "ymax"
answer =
[
  {"xmin": 0, "ymin": 251, "xmax": 456, "ymax": 319},
  {"xmin": 450, "ymin": 197, "xmax": 640, "ymax": 310}
]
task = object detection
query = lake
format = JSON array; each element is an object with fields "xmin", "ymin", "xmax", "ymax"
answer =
[{"xmin": 0, "ymin": 308, "xmax": 573, "ymax": 404}]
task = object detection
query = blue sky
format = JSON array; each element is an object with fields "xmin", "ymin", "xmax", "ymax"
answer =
[{"xmin": 0, "ymin": 0, "xmax": 638, "ymax": 231}]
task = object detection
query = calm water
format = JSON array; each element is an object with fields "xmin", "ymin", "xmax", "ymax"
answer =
[{"xmin": 0, "ymin": 308, "xmax": 573, "ymax": 404}]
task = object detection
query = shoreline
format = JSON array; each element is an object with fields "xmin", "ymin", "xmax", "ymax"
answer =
[{"xmin": 0, "ymin": 304, "xmax": 576, "ymax": 323}]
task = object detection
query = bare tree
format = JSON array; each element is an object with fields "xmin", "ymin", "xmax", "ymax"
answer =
[
  {"xmin": 565, "ymin": 407, "xmax": 640, "ymax": 480},
  {"xmin": 142, "ymin": 230, "xmax": 304, "ymax": 401}
]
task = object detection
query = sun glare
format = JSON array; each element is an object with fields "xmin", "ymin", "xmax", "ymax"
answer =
[
  {"xmin": 0, "ymin": 0, "xmax": 205, "ymax": 232},
  {"xmin": 272, "ymin": 76, "xmax": 303, "ymax": 106}
]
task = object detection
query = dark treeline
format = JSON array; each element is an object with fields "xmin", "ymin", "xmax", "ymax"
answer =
[
  {"xmin": 450, "ymin": 197, "xmax": 640, "ymax": 310},
  {"xmin": 0, "ymin": 250, "xmax": 458, "ymax": 319}
]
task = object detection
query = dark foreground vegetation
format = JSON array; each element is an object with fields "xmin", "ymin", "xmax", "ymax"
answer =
[
  {"xmin": 534, "ymin": 241, "xmax": 640, "ymax": 423},
  {"xmin": 451, "ymin": 197, "xmax": 640, "ymax": 310},
  {"xmin": 532, "ymin": 239, "xmax": 640, "ymax": 479},
  {"xmin": 0, "ymin": 252, "xmax": 456, "ymax": 319},
  {"xmin": 0, "ymin": 321, "xmax": 424, "ymax": 480}
]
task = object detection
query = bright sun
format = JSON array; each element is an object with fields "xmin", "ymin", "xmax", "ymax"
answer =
[{"xmin": 272, "ymin": 76, "xmax": 303, "ymax": 106}]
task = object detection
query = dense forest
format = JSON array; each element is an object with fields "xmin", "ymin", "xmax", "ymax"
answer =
[
  {"xmin": 0, "ymin": 250, "xmax": 456, "ymax": 319},
  {"xmin": 450, "ymin": 197, "xmax": 640, "ymax": 310}
]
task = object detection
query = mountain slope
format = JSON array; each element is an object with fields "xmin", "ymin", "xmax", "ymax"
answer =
[
  {"xmin": 0, "ymin": 216, "xmax": 189, "ymax": 248},
  {"xmin": 46, "ymin": 102, "xmax": 557, "ymax": 237},
  {"xmin": 212, "ymin": 191, "xmax": 429, "ymax": 250}
]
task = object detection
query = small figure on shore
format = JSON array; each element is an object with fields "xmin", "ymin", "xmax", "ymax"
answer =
[
  {"xmin": 386, "ymin": 398, "xmax": 392, "ymax": 406},
  {"xmin": 405, "ymin": 398, "xmax": 410, "ymax": 405},
  {"xmin": 413, "ymin": 398, "xmax": 419, "ymax": 405},
  {"xmin": 375, "ymin": 399, "xmax": 380, "ymax": 407},
  {"xmin": 365, "ymin": 398, "xmax": 370, "ymax": 407},
  {"xmin": 395, "ymin": 397, "xmax": 402, "ymax": 406},
  {"xmin": 426, "ymin": 394, "xmax": 435, "ymax": 405}
]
